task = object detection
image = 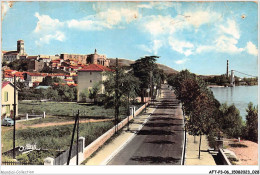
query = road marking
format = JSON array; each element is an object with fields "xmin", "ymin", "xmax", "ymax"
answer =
[{"xmin": 102, "ymin": 106, "xmax": 157, "ymax": 165}]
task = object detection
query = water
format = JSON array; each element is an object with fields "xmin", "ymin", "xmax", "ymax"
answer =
[{"xmin": 210, "ymin": 86, "xmax": 258, "ymax": 120}]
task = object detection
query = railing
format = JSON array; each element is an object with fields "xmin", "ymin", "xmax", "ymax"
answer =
[
  {"xmin": 17, "ymin": 112, "xmax": 45, "ymax": 122},
  {"xmin": 2, "ymin": 161, "xmax": 41, "ymax": 165}
]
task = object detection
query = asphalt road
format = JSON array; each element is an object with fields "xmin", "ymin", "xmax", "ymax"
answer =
[{"xmin": 107, "ymin": 84, "xmax": 184, "ymax": 165}]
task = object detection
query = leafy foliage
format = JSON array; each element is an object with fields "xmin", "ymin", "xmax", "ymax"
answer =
[
  {"xmin": 19, "ymin": 85, "xmax": 77, "ymax": 101},
  {"xmin": 245, "ymin": 102, "xmax": 258, "ymax": 142},
  {"xmin": 131, "ymin": 56, "xmax": 164, "ymax": 102},
  {"xmin": 7, "ymin": 60, "xmax": 28, "ymax": 71},
  {"xmin": 103, "ymin": 68, "xmax": 140, "ymax": 108},
  {"xmin": 219, "ymin": 103, "xmax": 244, "ymax": 138}
]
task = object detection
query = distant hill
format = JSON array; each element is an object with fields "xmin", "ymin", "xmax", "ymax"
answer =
[{"xmin": 108, "ymin": 58, "xmax": 178, "ymax": 75}]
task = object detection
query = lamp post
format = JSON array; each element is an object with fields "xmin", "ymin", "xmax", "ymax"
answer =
[{"xmin": 13, "ymin": 75, "xmax": 17, "ymax": 159}]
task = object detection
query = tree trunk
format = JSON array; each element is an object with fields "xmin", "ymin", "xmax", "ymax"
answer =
[
  {"xmin": 194, "ymin": 136, "xmax": 196, "ymax": 143},
  {"xmin": 141, "ymin": 89, "xmax": 144, "ymax": 103},
  {"xmin": 198, "ymin": 134, "xmax": 202, "ymax": 159}
]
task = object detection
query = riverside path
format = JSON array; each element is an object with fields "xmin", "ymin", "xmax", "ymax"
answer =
[{"xmin": 107, "ymin": 84, "xmax": 184, "ymax": 165}]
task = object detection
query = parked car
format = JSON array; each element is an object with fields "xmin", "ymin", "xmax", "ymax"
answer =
[{"xmin": 2, "ymin": 118, "xmax": 14, "ymax": 126}]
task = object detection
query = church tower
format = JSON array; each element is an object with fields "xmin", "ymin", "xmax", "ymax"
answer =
[{"xmin": 17, "ymin": 40, "xmax": 25, "ymax": 55}]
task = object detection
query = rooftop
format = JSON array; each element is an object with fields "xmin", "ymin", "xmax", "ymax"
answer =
[{"xmin": 78, "ymin": 64, "xmax": 112, "ymax": 72}]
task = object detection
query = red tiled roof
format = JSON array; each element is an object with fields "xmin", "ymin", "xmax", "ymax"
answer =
[
  {"xmin": 4, "ymin": 51, "xmax": 19, "ymax": 55},
  {"xmin": 4, "ymin": 69, "xmax": 16, "ymax": 72},
  {"xmin": 2, "ymin": 81, "xmax": 10, "ymax": 88},
  {"xmin": 78, "ymin": 64, "xmax": 112, "ymax": 72},
  {"xmin": 65, "ymin": 79, "xmax": 73, "ymax": 81},
  {"xmin": 51, "ymin": 60, "xmax": 60, "ymax": 63},
  {"xmin": 27, "ymin": 72, "xmax": 47, "ymax": 76},
  {"xmin": 27, "ymin": 56, "xmax": 38, "ymax": 59}
]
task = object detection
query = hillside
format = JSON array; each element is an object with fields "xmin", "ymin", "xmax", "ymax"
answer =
[{"xmin": 108, "ymin": 58, "xmax": 178, "ymax": 75}]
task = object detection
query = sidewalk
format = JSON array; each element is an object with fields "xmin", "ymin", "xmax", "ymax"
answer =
[
  {"xmin": 84, "ymin": 106, "xmax": 156, "ymax": 165},
  {"xmin": 185, "ymin": 134, "xmax": 216, "ymax": 165}
]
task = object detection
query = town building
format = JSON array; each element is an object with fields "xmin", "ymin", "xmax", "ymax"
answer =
[
  {"xmin": 28, "ymin": 59, "xmax": 45, "ymax": 72},
  {"xmin": 1, "ymin": 81, "xmax": 18, "ymax": 118},
  {"xmin": 3, "ymin": 69, "xmax": 25, "ymax": 83},
  {"xmin": 60, "ymin": 49, "xmax": 110, "ymax": 67},
  {"xmin": 60, "ymin": 53, "xmax": 87, "ymax": 65},
  {"xmin": 3, "ymin": 40, "xmax": 27, "ymax": 62},
  {"xmin": 86, "ymin": 49, "xmax": 110, "ymax": 67},
  {"xmin": 77, "ymin": 64, "xmax": 111, "ymax": 102}
]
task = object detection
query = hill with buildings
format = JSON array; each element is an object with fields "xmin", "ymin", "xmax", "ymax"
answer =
[{"xmin": 108, "ymin": 58, "xmax": 179, "ymax": 75}]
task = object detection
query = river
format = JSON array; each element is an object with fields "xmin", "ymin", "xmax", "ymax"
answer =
[{"xmin": 210, "ymin": 86, "xmax": 258, "ymax": 120}]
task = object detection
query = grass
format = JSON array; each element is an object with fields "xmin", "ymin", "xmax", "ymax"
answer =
[
  {"xmin": 18, "ymin": 101, "xmax": 127, "ymax": 119},
  {"xmin": 2, "ymin": 121, "xmax": 114, "ymax": 153}
]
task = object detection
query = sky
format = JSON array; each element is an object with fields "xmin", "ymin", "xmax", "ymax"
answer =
[{"xmin": 1, "ymin": 1, "xmax": 258, "ymax": 76}]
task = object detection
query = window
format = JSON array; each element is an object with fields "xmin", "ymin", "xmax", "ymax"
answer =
[
  {"xmin": 90, "ymin": 80, "xmax": 92, "ymax": 83},
  {"xmin": 90, "ymin": 72, "xmax": 92, "ymax": 75},
  {"xmin": 4, "ymin": 91, "xmax": 8, "ymax": 102}
]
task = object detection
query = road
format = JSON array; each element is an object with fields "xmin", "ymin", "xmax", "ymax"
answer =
[{"xmin": 107, "ymin": 84, "xmax": 184, "ymax": 165}]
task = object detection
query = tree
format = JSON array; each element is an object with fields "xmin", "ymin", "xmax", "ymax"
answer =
[
  {"xmin": 79, "ymin": 88, "xmax": 89, "ymax": 102},
  {"xmin": 7, "ymin": 60, "xmax": 28, "ymax": 71},
  {"xmin": 89, "ymin": 83, "xmax": 101, "ymax": 104},
  {"xmin": 40, "ymin": 76, "xmax": 53, "ymax": 86},
  {"xmin": 131, "ymin": 56, "xmax": 159, "ymax": 102},
  {"xmin": 103, "ymin": 68, "xmax": 140, "ymax": 108},
  {"xmin": 219, "ymin": 103, "xmax": 243, "ymax": 138},
  {"xmin": 171, "ymin": 70, "xmax": 219, "ymax": 158},
  {"xmin": 245, "ymin": 102, "xmax": 258, "ymax": 142}
]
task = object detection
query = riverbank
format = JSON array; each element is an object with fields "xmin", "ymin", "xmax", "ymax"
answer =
[{"xmin": 224, "ymin": 138, "xmax": 258, "ymax": 165}]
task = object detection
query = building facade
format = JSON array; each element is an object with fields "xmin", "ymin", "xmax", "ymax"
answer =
[
  {"xmin": 77, "ymin": 64, "xmax": 111, "ymax": 102},
  {"xmin": 3, "ymin": 40, "xmax": 27, "ymax": 62},
  {"xmin": 86, "ymin": 49, "xmax": 110, "ymax": 67},
  {"xmin": 60, "ymin": 54, "xmax": 87, "ymax": 65},
  {"xmin": 1, "ymin": 81, "xmax": 18, "ymax": 118}
]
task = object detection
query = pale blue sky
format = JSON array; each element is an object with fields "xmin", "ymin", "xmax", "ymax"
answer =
[{"xmin": 1, "ymin": 1, "xmax": 258, "ymax": 76}]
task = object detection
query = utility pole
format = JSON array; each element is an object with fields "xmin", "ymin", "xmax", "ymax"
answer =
[
  {"xmin": 67, "ymin": 110, "xmax": 79, "ymax": 165},
  {"xmin": 76, "ymin": 110, "xmax": 79, "ymax": 165},
  {"xmin": 115, "ymin": 58, "xmax": 119, "ymax": 133},
  {"xmin": 13, "ymin": 75, "xmax": 16, "ymax": 159}
]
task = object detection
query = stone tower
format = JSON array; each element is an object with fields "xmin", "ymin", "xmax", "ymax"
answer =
[{"xmin": 17, "ymin": 40, "xmax": 25, "ymax": 55}]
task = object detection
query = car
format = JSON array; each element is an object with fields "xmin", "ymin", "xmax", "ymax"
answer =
[{"xmin": 2, "ymin": 118, "xmax": 14, "ymax": 126}]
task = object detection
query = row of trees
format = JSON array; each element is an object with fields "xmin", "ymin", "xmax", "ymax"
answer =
[
  {"xmin": 167, "ymin": 70, "xmax": 258, "ymax": 156},
  {"xmin": 204, "ymin": 74, "xmax": 258, "ymax": 86},
  {"xmin": 79, "ymin": 56, "xmax": 166, "ymax": 108},
  {"xmin": 19, "ymin": 84, "xmax": 77, "ymax": 101}
]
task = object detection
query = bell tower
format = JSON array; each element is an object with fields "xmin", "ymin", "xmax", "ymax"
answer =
[{"xmin": 17, "ymin": 40, "xmax": 25, "ymax": 55}]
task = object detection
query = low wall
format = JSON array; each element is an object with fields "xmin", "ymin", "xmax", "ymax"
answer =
[
  {"xmin": 44, "ymin": 102, "xmax": 149, "ymax": 165},
  {"xmin": 218, "ymin": 149, "xmax": 232, "ymax": 165},
  {"xmin": 81, "ymin": 102, "xmax": 148, "ymax": 163}
]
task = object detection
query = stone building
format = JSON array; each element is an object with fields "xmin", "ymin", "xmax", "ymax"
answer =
[
  {"xmin": 3, "ymin": 40, "xmax": 27, "ymax": 62},
  {"xmin": 86, "ymin": 49, "xmax": 110, "ymax": 67},
  {"xmin": 60, "ymin": 53, "xmax": 87, "ymax": 65},
  {"xmin": 28, "ymin": 59, "xmax": 45, "ymax": 72},
  {"xmin": 60, "ymin": 49, "xmax": 110, "ymax": 67},
  {"xmin": 77, "ymin": 64, "xmax": 111, "ymax": 102}
]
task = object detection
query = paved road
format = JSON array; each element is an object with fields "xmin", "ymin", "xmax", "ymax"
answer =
[{"xmin": 107, "ymin": 84, "xmax": 184, "ymax": 165}]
